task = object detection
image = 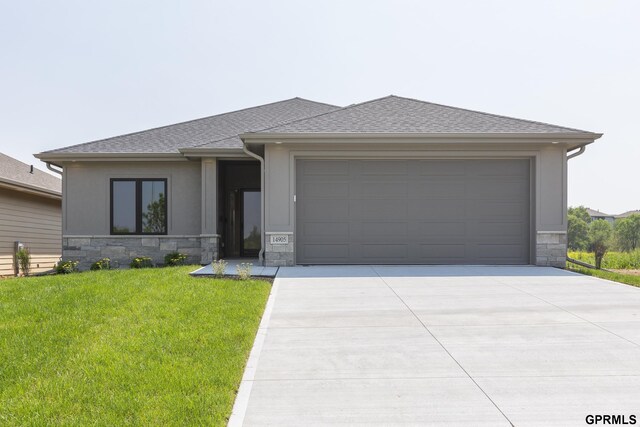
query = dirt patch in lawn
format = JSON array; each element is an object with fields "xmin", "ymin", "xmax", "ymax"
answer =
[{"xmin": 612, "ymin": 269, "xmax": 640, "ymax": 276}]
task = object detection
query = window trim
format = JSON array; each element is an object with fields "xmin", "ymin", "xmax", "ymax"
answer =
[{"xmin": 110, "ymin": 178, "xmax": 168, "ymax": 235}]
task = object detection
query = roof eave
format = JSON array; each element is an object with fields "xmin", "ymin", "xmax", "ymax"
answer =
[
  {"xmin": 240, "ymin": 132, "xmax": 603, "ymax": 146},
  {"xmin": 178, "ymin": 147, "xmax": 249, "ymax": 157},
  {"xmin": 34, "ymin": 152, "xmax": 188, "ymax": 162},
  {"xmin": 0, "ymin": 178, "xmax": 61, "ymax": 200}
]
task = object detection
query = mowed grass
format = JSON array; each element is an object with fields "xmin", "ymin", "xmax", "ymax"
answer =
[
  {"xmin": 567, "ymin": 264, "xmax": 640, "ymax": 288},
  {"xmin": 0, "ymin": 266, "xmax": 271, "ymax": 426}
]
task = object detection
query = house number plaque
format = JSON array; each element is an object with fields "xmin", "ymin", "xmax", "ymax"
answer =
[{"xmin": 269, "ymin": 234, "xmax": 289, "ymax": 245}]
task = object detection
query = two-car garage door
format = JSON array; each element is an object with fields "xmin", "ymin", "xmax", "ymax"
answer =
[{"xmin": 295, "ymin": 159, "xmax": 531, "ymax": 265}]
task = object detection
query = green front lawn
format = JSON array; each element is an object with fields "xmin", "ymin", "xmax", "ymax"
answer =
[
  {"xmin": 567, "ymin": 264, "xmax": 640, "ymax": 288},
  {"xmin": 0, "ymin": 266, "xmax": 270, "ymax": 426}
]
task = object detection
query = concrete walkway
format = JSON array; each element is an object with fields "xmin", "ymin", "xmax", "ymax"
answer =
[
  {"xmin": 230, "ymin": 266, "xmax": 640, "ymax": 426},
  {"xmin": 190, "ymin": 259, "xmax": 278, "ymax": 278}
]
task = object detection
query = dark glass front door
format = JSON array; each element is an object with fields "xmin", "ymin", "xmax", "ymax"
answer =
[{"xmin": 241, "ymin": 190, "xmax": 261, "ymax": 257}]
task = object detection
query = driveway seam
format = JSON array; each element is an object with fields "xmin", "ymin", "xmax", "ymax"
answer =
[
  {"xmin": 494, "ymin": 278, "xmax": 640, "ymax": 349},
  {"xmin": 372, "ymin": 266, "xmax": 515, "ymax": 427}
]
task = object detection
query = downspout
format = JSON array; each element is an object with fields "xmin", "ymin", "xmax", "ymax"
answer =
[
  {"xmin": 242, "ymin": 143, "xmax": 265, "ymax": 265},
  {"xmin": 567, "ymin": 145, "xmax": 586, "ymax": 160},
  {"xmin": 46, "ymin": 162, "xmax": 63, "ymax": 175}
]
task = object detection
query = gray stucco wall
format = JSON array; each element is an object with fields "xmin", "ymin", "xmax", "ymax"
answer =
[
  {"xmin": 63, "ymin": 161, "xmax": 201, "ymax": 235},
  {"xmin": 60, "ymin": 160, "xmax": 217, "ymax": 269}
]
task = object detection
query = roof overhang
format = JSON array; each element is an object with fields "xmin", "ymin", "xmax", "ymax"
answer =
[
  {"xmin": 240, "ymin": 132, "xmax": 603, "ymax": 150},
  {"xmin": 34, "ymin": 152, "xmax": 189, "ymax": 163},
  {"xmin": 0, "ymin": 178, "xmax": 61, "ymax": 200}
]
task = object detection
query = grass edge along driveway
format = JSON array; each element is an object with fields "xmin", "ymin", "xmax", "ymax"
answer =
[
  {"xmin": 0, "ymin": 266, "xmax": 270, "ymax": 426},
  {"xmin": 567, "ymin": 264, "xmax": 640, "ymax": 288}
]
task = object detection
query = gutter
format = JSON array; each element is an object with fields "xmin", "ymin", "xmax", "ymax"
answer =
[
  {"xmin": 567, "ymin": 145, "xmax": 586, "ymax": 160},
  {"xmin": 46, "ymin": 162, "xmax": 63, "ymax": 175},
  {"xmin": 241, "ymin": 143, "xmax": 265, "ymax": 266}
]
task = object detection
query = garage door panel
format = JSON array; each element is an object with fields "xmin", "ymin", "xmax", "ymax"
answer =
[
  {"xmin": 302, "ymin": 182, "xmax": 349, "ymax": 198},
  {"xmin": 362, "ymin": 222, "xmax": 408, "ymax": 237},
  {"xmin": 417, "ymin": 161, "xmax": 466, "ymax": 176},
  {"xmin": 468, "ymin": 180, "xmax": 529, "ymax": 198},
  {"xmin": 303, "ymin": 244, "xmax": 350, "ymax": 260},
  {"xmin": 302, "ymin": 160, "xmax": 349, "ymax": 175},
  {"xmin": 409, "ymin": 199, "xmax": 466, "ymax": 220},
  {"xmin": 361, "ymin": 199, "xmax": 407, "ymax": 220},
  {"xmin": 302, "ymin": 222, "xmax": 349, "ymax": 237},
  {"xmin": 361, "ymin": 182, "xmax": 409, "ymax": 198},
  {"xmin": 362, "ymin": 244, "xmax": 408, "ymax": 260},
  {"xmin": 361, "ymin": 160, "xmax": 408, "ymax": 175},
  {"xmin": 296, "ymin": 159, "xmax": 530, "ymax": 265},
  {"xmin": 302, "ymin": 199, "xmax": 349, "ymax": 221},
  {"xmin": 421, "ymin": 244, "xmax": 466, "ymax": 259},
  {"xmin": 412, "ymin": 222, "xmax": 467, "ymax": 237}
]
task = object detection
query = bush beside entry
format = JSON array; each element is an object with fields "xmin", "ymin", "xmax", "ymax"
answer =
[
  {"xmin": 164, "ymin": 252, "xmax": 187, "ymax": 266},
  {"xmin": 90, "ymin": 258, "xmax": 111, "ymax": 271},
  {"xmin": 130, "ymin": 257, "xmax": 153, "ymax": 269},
  {"xmin": 56, "ymin": 260, "xmax": 79, "ymax": 274}
]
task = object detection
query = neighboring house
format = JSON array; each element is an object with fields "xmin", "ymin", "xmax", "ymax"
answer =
[
  {"xmin": 35, "ymin": 96, "xmax": 602, "ymax": 269},
  {"xmin": 615, "ymin": 210, "xmax": 640, "ymax": 220},
  {"xmin": 586, "ymin": 208, "xmax": 616, "ymax": 224},
  {"xmin": 0, "ymin": 153, "xmax": 62, "ymax": 276}
]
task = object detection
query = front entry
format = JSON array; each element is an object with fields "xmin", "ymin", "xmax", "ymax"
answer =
[{"xmin": 218, "ymin": 161, "xmax": 261, "ymax": 258}]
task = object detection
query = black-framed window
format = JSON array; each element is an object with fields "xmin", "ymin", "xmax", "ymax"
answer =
[{"xmin": 110, "ymin": 178, "xmax": 167, "ymax": 235}]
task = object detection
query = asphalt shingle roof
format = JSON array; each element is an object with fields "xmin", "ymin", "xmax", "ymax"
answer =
[
  {"xmin": 253, "ymin": 95, "xmax": 594, "ymax": 135},
  {"xmin": 0, "ymin": 153, "xmax": 61, "ymax": 194},
  {"xmin": 42, "ymin": 98, "xmax": 340, "ymax": 154},
  {"xmin": 40, "ymin": 95, "xmax": 598, "ymax": 156}
]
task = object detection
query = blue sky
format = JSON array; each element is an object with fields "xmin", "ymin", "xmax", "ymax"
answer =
[{"xmin": 1, "ymin": 0, "xmax": 637, "ymax": 213}]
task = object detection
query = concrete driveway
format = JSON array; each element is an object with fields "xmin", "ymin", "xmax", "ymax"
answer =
[{"xmin": 230, "ymin": 266, "xmax": 640, "ymax": 426}]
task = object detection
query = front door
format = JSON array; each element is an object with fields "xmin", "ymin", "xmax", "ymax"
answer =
[{"xmin": 240, "ymin": 190, "xmax": 261, "ymax": 257}]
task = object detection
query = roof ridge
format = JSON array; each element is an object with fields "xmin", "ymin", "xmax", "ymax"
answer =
[
  {"xmin": 41, "ymin": 97, "xmax": 339, "ymax": 154},
  {"xmin": 187, "ymin": 98, "xmax": 344, "ymax": 148},
  {"xmin": 386, "ymin": 95, "xmax": 594, "ymax": 134},
  {"xmin": 242, "ymin": 95, "xmax": 396, "ymax": 134}
]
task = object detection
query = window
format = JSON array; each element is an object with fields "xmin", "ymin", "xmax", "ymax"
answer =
[{"xmin": 110, "ymin": 179, "xmax": 167, "ymax": 235}]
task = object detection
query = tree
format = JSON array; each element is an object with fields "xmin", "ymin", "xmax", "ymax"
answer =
[
  {"xmin": 568, "ymin": 206, "xmax": 591, "ymax": 224},
  {"xmin": 615, "ymin": 214, "xmax": 640, "ymax": 251},
  {"xmin": 142, "ymin": 193, "xmax": 166, "ymax": 233},
  {"xmin": 567, "ymin": 212, "xmax": 589, "ymax": 251},
  {"xmin": 588, "ymin": 219, "xmax": 613, "ymax": 269}
]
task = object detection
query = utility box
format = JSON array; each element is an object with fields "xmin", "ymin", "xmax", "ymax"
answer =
[{"xmin": 14, "ymin": 241, "xmax": 24, "ymax": 276}]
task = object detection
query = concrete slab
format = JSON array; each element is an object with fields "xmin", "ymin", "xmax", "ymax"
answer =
[
  {"xmin": 190, "ymin": 259, "xmax": 278, "ymax": 277},
  {"xmin": 474, "ymin": 376, "xmax": 640, "ymax": 427},
  {"xmin": 254, "ymin": 326, "xmax": 466, "ymax": 380},
  {"xmin": 243, "ymin": 378, "xmax": 511, "ymax": 426},
  {"xmin": 232, "ymin": 265, "xmax": 640, "ymax": 426}
]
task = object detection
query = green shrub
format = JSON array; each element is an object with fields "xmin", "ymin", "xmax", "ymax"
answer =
[
  {"xmin": 90, "ymin": 258, "xmax": 111, "ymax": 271},
  {"xmin": 55, "ymin": 260, "xmax": 79, "ymax": 274},
  {"xmin": 130, "ymin": 257, "xmax": 153, "ymax": 269},
  {"xmin": 16, "ymin": 247, "xmax": 31, "ymax": 276},
  {"xmin": 568, "ymin": 250, "xmax": 640, "ymax": 270},
  {"xmin": 164, "ymin": 252, "xmax": 187, "ymax": 266}
]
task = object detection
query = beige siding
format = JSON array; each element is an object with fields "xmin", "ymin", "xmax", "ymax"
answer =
[{"xmin": 0, "ymin": 188, "xmax": 61, "ymax": 276}]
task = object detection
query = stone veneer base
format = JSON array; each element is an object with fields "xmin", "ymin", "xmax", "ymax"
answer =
[
  {"xmin": 536, "ymin": 231, "xmax": 567, "ymax": 268},
  {"xmin": 264, "ymin": 232, "xmax": 294, "ymax": 267},
  {"xmin": 63, "ymin": 235, "xmax": 219, "ymax": 270}
]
